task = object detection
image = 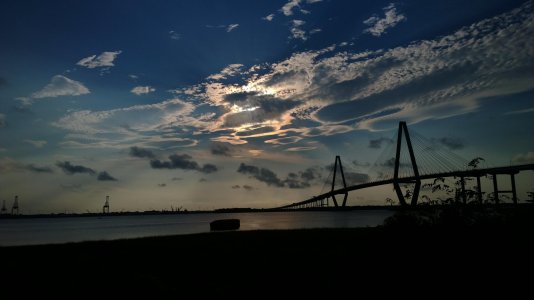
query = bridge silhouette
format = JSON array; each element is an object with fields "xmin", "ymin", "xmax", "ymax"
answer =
[{"xmin": 278, "ymin": 122, "xmax": 534, "ymax": 209}]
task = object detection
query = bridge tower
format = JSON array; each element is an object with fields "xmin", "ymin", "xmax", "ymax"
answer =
[
  {"xmin": 1, "ymin": 200, "xmax": 6, "ymax": 214},
  {"xmin": 393, "ymin": 122, "xmax": 421, "ymax": 206},
  {"xmin": 11, "ymin": 195, "xmax": 19, "ymax": 215},
  {"xmin": 103, "ymin": 195, "xmax": 110, "ymax": 214},
  {"xmin": 330, "ymin": 155, "xmax": 349, "ymax": 207}
]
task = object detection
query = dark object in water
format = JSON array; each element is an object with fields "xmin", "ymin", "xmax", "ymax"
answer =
[{"xmin": 210, "ymin": 219, "xmax": 240, "ymax": 231}]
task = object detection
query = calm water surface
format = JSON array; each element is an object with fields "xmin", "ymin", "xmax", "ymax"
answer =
[{"xmin": 0, "ymin": 210, "xmax": 394, "ymax": 246}]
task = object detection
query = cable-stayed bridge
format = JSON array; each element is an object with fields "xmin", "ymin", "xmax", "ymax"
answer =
[{"xmin": 277, "ymin": 122, "xmax": 534, "ymax": 209}]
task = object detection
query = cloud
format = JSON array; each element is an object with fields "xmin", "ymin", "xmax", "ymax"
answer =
[
  {"xmin": 199, "ymin": 178, "xmax": 208, "ymax": 182},
  {"xmin": 129, "ymin": 146, "xmax": 156, "ymax": 159},
  {"xmin": 281, "ymin": 0, "xmax": 301, "ymax": 16},
  {"xmin": 369, "ymin": 137, "xmax": 393, "ymax": 149},
  {"xmin": 437, "ymin": 137, "xmax": 464, "ymax": 150},
  {"xmin": 231, "ymin": 185, "xmax": 240, "ymax": 189},
  {"xmin": 243, "ymin": 185, "xmax": 254, "ymax": 191},
  {"xmin": 150, "ymin": 153, "xmax": 218, "ymax": 173},
  {"xmin": 97, "ymin": 171, "xmax": 118, "ymax": 181},
  {"xmin": 26, "ymin": 164, "xmax": 54, "ymax": 173},
  {"xmin": 512, "ymin": 151, "xmax": 534, "ymax": 164},
  {"xmin": 211, "ymin": 143, "xmax": 232, "ymax": 156},
  {"xmin": 171, "ymin": 177, "xmax": 182, "ymax": 181},
  {"xmin": 237, "ymin": 163, "xmax": 321, "ymax": 189},
  {"xmin": 285, "ymin": 146, "xmax": 316, "ymax": 151},
  {"xmin": 363, "ymin": 3, "xmax": 406, "ymax": 37},
  {"xmin": 344, "ymin": 172, "xmax": 370, "ymax": 185},
  {"xmin": 53, "ymin": 98, "xmax": 202, "ymax": 149},
  {"xmin": 0, "ymin": 158, "xmax": 53, "ymax": 173},
  {"xmin": 31, "ymin": 75, "xmax": 90, "ymax": 99},
  {"xmin": 169, "ymin": 30, "xmax": 181, "ymax": 40},
  {"xmin": 24, "ymin": 139, "xmax": 47, "ymax": 148},
  {"xmin": 131, "ymin": 86, "xmax": 155, "ymax": 95},
  {"xmin": 0, "ymin": 113, "xmax": 5, "ymax": 128},
  {"xmin": 207, "ymin": 64, "xmax": 244, "ymax": 81},
  {"xmin": 0, "ymin": 77, "xmax": 6, "ymax": 88},
  {"xmin": 77, "ymin": 51, "xmax": 122, "ymax": 69},
  {"xmin": 263, "ymin": 14, "xmax": 275, "ymax": 21},
  {"xmin": 227, "ymin": 24, "xmax": 239, "ymax": 32},
  {"xmin": 505, "ymin": 107, "xmax": 534, "ymax": 115},
  {"xmin": 158, "ymin": 183, "xmax": 167, "ymax": 187},
  {"xmin": 290, "ymin": 19, "xmax": 307, "ymax": 40},
  {"xmin": 237, "ymin": 163, "xmax": 284, "ymax": 187},
  {"xmin": 56, "ymin": 161, "xmax": 96, "ymax": 175}
]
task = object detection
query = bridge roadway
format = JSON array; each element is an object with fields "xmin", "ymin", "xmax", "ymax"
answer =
[{"xmin": 278, "ymin": 163, "xmax": 534, "ymax": 209}]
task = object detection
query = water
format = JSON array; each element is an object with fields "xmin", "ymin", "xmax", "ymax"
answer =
[{"xmin": 0, "ymin": 210, "xmax": 394, "ymax": 246}]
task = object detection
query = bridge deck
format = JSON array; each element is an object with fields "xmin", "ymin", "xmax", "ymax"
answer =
[{"xmin": 278, "ymin": 164, "xmax": 534, "ymax": 209}]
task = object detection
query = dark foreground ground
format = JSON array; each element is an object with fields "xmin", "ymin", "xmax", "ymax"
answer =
[{"xmin": 1, "ymin": 206, "xmax": 534, "ymax": 297}]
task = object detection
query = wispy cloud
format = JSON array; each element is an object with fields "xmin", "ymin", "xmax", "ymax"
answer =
[
  {"xmin": 77, "ymin": 51, "xmax": 122, "ymax": 69},
  {"xmin": 281, "ymin": 0, "xmax": 301, "ymax": 16},
  {"xmin": 226, "ymin": 24, "xmax": 239, "ymax": 32},
  {"xmin": 505, "ymin": 107, "xmax": 534, "ymax": 115},
  {"xmin": 31, "ymin": 75, "xmax": 89, "ymax": 99},
  {"xmin": 169, "ymin": 30, "xmax": 181, "ymax": 40},
  {"xmin": 363, "ymin": 3, "xmax": 406, "ymax": 37},
  {"xmin": 131, "ymin": 86, "xmax": 156, "ymax": 95},
  {"xmin": 207, "ymin": 64, "xmax": 244, "ymax": 81},
  {"xmin": 0, "ymin": 158, "xmax": 54, "ymax": 173},
  {"xmin": 24, "ymin": 139, "xmax": 47, "ymax": 148},
  {"xmin": 263, "ymin": 14, "xmax": 275, "ymax": 21},
  {"xmin": 512, "ymin": 151, "xmax": 534, "ymax": 164}
]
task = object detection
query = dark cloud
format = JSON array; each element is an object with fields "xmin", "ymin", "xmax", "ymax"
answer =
[
  {"xmin": 237, "ymin": 163, "xmax": 321, "ymax": 189},
  {"xmin": 211, "ymin": 143, "xmax": 232, "ymax": 156},
  {"xmin": 369, "ymin": 137, "xmax": 393, "ymax": 149},
  {"xmin": 26, "ymin": 164, "xmax": 53, "ymax": 173},
  {"xmin": 231, "ymin": 185, "xmax": 241, "ymax": 189},
  {"xmin": 201, "ymin": 164, "xmax": 218, "ymax": 173},
  {"xmin": 158, "ymin": 183, "xmax": 167, "ymax": 187},
  {"xmin": 237, "ymin": 163, "xmax": 284, "ymax": 187},
  {"xmin": 199, "ymin": 178, "xmax": 208, "ymax": 182},
  {"xmin": 97, "ymin": 171, "xmax": 118, "ymax": 181},
  {"xmin": 344, "ymin": 172, "xmax": 370, "ymax": 185},
  {"xmin": 437, "ymin": 137, "xmax": 465, "ymax": 150},
  {"xmin": 56, "ymin": 161, "xmax": 95, "ymax": 175},
  {"xmin": 129, "ymin": 146, "xmax": 156, "ymax": 158},
  {"xmin": 243, "ymin": 185, "xmax": 254, "ymax": 191},
  {"xmin": 150, "ymin": 154, "xmax": 218, "ymax": 174}
]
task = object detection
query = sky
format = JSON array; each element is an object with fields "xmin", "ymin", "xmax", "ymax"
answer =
[{"xmin": 1, "ymin": 0, "xmax": 533, "ymax": 213}]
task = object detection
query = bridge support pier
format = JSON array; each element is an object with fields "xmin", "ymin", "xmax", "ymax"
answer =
[
  {"xmin": 511, "ymin": 174, "xmax": 517, "ymax": 205},
  {"xmin": 477, "ymin": 176, "xmax": 482, "ymax": 204},
  {"xmin": 331, "ymin": 155, "xmax": 349, "ymax": 207},
  {"xmin": 460, "ymin": 176, "xmax": 467, "ymax": 204},
  {"xmin": 492, "ymin": 175, "xmax": 499, "ymax": 204},
  {"xmin": 393, "ymin": 121, "xmax": 421, "ymax": 206}
]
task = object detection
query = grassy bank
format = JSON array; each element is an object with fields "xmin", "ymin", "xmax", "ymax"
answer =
[{"xmin": 1, "ymin": 207, "xmax": 534, "ymax": 296}]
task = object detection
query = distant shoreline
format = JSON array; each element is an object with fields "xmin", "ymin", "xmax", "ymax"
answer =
[{"xmin": 1, "ymin": 203, "xmax": 529, "ymax": 219}]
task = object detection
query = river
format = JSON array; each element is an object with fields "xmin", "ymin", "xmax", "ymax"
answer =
[{"xmin": 0, "ymin": 210, "xmax": 394, "ymax": 246}]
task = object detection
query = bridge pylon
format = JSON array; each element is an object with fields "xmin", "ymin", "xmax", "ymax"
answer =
[
  {"xmin": 103, "ymin": 195, "xmax": 110, "ymax": 214},
  {"xmin": 393, "ymin": 122, "xmax": 421, "ymax": 206},
  {"xmin": 330, "ymin": 155, "xmax": 349, "ymax": 207}
]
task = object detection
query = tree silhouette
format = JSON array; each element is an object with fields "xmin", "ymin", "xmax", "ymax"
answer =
[{"xmin": 468, "ymin": 157, "xmax": 485, "ymax": 169}]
